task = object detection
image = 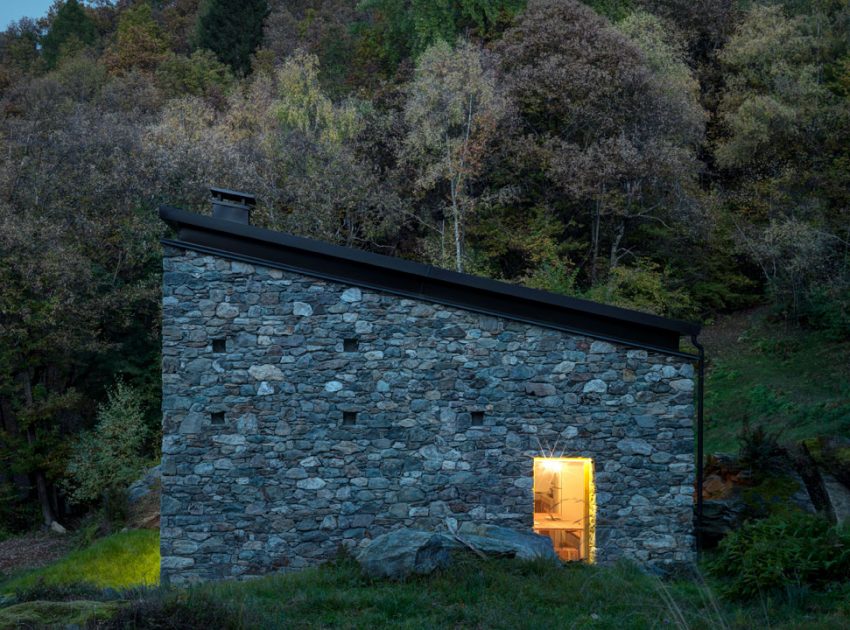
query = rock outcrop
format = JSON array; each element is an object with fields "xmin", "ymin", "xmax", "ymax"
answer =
[
  {"xmin": 700, "ymin": 440, "xmax": 850, "ymax": 546},
  {"xmin": 127, "ymin": 465, "xmax": 161, "ymax": 503},
  {"xmin": 804, "ymin": 437, "xmax": 850, "ymax": 525},
  {"xmin": 356, "ymin": 525, "xmax": 558, "ymax": 580},
  {"xmin": 126, "ymin": 465, "xmax": 161, "ymax": 530}
]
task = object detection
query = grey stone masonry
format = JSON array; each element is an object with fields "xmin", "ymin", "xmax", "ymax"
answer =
[{"xmin": 160, "ymin": 246, "xmax": 696, "ymax": 584}]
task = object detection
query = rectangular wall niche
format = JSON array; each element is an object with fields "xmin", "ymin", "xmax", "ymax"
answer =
[
  {"xmin": 533, "ymin": 457, "xmax": 595, "ymax": 562},
  {"xmin": 342, "ymin": 411, "xmax": 357, "ymax": 425}
]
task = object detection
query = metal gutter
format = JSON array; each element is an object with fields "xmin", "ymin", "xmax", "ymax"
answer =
[{"xmin": 690, "ymin": 333, "xmax": 706, "ymax": 553}]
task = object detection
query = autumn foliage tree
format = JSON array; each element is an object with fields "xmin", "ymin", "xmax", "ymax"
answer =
[
  {"xmin": 402, "ymin": 39, "xmax": 508, "ymax": 272},
  {"xmin": 497, "ymin": 0, "xmax": 704, "ymax": 292},
  {"xmin": 103, "ymin": 2, "xmax": 170, "ymax": 75},
  {"xmin": 715, "ymin": 3, "xmax": 850, "ymax": 324}
]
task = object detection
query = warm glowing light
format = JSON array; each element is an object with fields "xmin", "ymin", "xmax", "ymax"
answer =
[
  {"xmin": 533, "ymin": 457, "xmax": 596, "ymax": 563},
  {"xmin": 542, "ymin": 459, "xmax": 563, "ymax": 472}
]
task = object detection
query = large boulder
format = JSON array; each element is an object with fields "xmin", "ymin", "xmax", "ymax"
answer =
[
  {"xmin": 355, "ymin": 530, "xmax": 452, "ymax": 580},
  {"xmin": 802, "ymin": 437, "xmax": 850, "ymax": 525},
  {"xmin": 356, "ymin": 525, "xmax": 557, "ymax": 579},
  {"xmin": 454, "ymin": 523, "xmax": 558, "ymax": 561},
  {"xmin": 805, "ymin": 438, "xmax": 850, "ymax": 505},
  {"xmin": 822, "ymin": 473, "xmax": 850, "ymax": 525}
]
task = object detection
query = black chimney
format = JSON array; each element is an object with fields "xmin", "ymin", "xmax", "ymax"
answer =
[{"xmin": 210, "ymin": 187, "xmax": 256, "ymax": 224}]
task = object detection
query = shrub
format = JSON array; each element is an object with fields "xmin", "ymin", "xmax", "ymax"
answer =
[
  {"xmin": 155, "ymin": 50, "xmax": 234, "ymax": 99},
  {"xmin": 737, "ymin": 418, "xmax": 785, "ymax": 473},
  {"xmin": 12, "ymin": 579, "xmax": 107, "ymax": 603},
  {"xmin": 101, "ymin": 589, "xmax": 250, "ymax": 629},
  {"xmin": 800, "ymin": 283, "xmax": 850, "ymax": 340},
  {"xmin": 708, "ymin": 512, "xmax": 850, "ymax": 599},
  {"xmin": 63, "ymin": 381, "xmax": 149, "ymax": 507},
  {"xmin": 583, "ymin": 259, "xmax": 696, "ymax": 319}
]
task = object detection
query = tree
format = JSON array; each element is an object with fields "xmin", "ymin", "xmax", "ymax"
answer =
[
  {"xmin": 159, "ymin": 0, "xmax": 203, "ymax": 55},
  {"xmin": 639, "ymin": 0, "xmax": 734, "ymax": 61},
  {"xmin": 142, "ymin": 52, "xmax": 401, "ymax": 245},
  {"xmin": 357, "ymin": 0, "xmax": 525, "ymax": 69},
  {"xmin": 40, "ymin": 0, "xmax": 98, "ymax": 69},
  {"xmin": 274, "ymin": 52, "xmax": 361, "ymax": 145},
  {"xmin": 402, "ymin": 39, "xmax": 507, "ymax": 272},
  {"xmin": 63, "ymin": 381, "xmax": 148, "ymax": 505},
  {"xmin": 714, "ymin": 3, "xmax": 850, "ymax": 322},
  {"xmin": 498, "ymin": 0, "xmax": 648, "ymax": 141},
  {"xmin": 155, "ymin": 49, "xmax": 234, "ymax": 98},
  {"xmin": 0, "ymin": 62, "xmax": 163, "ymax": 528},
  {"xmin": 103, "ymin": 2, "xmax": 169, "ymax": 75},
  {"xmin": 0, "ymin": 208, "xmax": 97, "ymax": 526},
  {"xmin": 616, "ymin": 11, "xmax": 704, "ymax": 147},
  {"xmin": 270, "ymin": 52, "xmax": 402, "ymax": 244},
  {"xmin": 715, "ymin": 5, "xmax": 826, "ymax": 174},
  {"xmin": 0, "ymin": 19, "xmax": 41, "ymax": 89},
  {"xmin": 497, "ymin": 0, "xmax": 704, "ymax": 285},
  {"xmin": 194, "ymin": 0, "xmax": 268, "ymax": 75}
]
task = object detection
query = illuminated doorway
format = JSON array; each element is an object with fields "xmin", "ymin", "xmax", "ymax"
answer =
[{"xmin": 533, "ymin": 457, "xmax": 595, "ymax": 562}]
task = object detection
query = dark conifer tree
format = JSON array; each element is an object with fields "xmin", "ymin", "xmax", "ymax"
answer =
[
  {"xmin": 40, "ymin": 0, "xmax": 98, "ymax": 69},
  {"xmin": 194, "ymin": 0, "xmax": 268, "ymax": 75}
]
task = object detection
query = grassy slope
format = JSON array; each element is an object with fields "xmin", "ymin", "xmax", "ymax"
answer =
[
  {"xmin": 190, "ymin": 556, "xmax": 850, "ymax": 629},
  {"xmin": 703, "ymin": 310, "xmax": 850, "ymax": 454},
  {"xmin": 0, "ymin": 529, "xmax": 159, "ymax": 592},
  {"xmin": 198, "ymin": 558, "xmax": 682, "ymax": 629},
  {"xmin": 0, "ymin": 530, "xmax": 848, "ymax": 629}
]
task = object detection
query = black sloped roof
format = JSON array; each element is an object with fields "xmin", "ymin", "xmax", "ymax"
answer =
[{"xmin": 160, "ymin": 206, "xmax": 700, "ymax": 357}]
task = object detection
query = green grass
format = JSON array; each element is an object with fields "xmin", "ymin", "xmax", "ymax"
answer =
[
  {"xmin": 0, "ymin": 530, "xmax": 847, "ymax": 629},
  {"xmin": 193, "ymin": 557, "xmax": 682, "ymax": 629},
  {"xmin": 705, "ymin": 319, "xmax": 850, "ymax": 454},
  {"xmin": 0, "ymin": 529, "xmax": 159, "ymax": 592},
  {"xmin": 112, "ymin": 555, "xmax": 850, "ymax": 629}
]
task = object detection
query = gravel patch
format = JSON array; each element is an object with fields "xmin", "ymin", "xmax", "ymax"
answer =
[{"xmin": 0, "ymin": 532, "xmax": 72, "ymax": 578}]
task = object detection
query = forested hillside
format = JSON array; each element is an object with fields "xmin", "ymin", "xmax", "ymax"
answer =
[{"xmin": 0, "ymin": 0, "xmax": 848, "ymax": 532}]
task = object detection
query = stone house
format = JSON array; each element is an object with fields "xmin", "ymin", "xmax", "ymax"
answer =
[{"xmin": 159, "ymin": 189, "xmax": 703, "ymax": 585}]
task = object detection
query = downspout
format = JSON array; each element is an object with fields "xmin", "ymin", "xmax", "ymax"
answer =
[{"xmin": 690, "ymin": 333, "xmax": 705, "ymax": 555}]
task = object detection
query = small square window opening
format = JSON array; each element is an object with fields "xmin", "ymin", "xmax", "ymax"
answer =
[
  {"xmin": 343, "ymin": 338, "xmax": 358, "ymax": 352},
  {"xmin": 471, "ymin": 411, "xmax": 485, "ymax": 426},
  {"xmin": 342, "ymin": 411, "xmax": 357, "ymax": 425},
  {"xmin": 211, "ymin": 411, "xmax": 225, "ymax": 424},
  {"xmin": 212, "ymin": 338, "xmax": 226, "ymax": 353}
]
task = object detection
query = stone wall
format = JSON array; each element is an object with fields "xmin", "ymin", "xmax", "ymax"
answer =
[{"xmin": 160, "ymin": 246, "xmax": 696, "ymax": 584}]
